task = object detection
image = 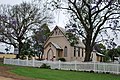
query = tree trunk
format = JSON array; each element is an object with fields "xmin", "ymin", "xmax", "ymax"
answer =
[
  {"xmin": 84, "ymin": 46, "xmax": 92, "ymax": 62},
  {"xmin": 17, "ymin": 41, "xmax": 23, "ymax": 58},
  {"xmin": 84, "ymin": 32, "xmax": 93, "ymax": 62}
]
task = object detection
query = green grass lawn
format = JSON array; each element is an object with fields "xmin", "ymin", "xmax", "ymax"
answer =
[{"xmin": 10, "ymin": 67, "xmax": 120, "ymax": 80}]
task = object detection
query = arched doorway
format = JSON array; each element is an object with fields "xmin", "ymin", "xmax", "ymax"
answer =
[{"xmin": 47, "ymin": 49, "xmax": 54, "ymax": 61}]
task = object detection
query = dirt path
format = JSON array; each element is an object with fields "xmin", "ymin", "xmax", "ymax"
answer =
[
  {"xmin": 0, "ymin": 65, "xmax": 43, "ymax": 80},
  {"xmin": 0, "ymin": 66, "xmax": 15, "ymax": 80},
  {"xmin": 0, "ymin": 76, "xmax": 15, "ymax": 80}
]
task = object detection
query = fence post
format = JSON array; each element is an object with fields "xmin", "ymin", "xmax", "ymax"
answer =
[
  {"xmin": 59, "ymin": 60, "xmax": 61, "ymax": 69},
  {"xmin": 44, "ymin": 59, "xmax": 47, "ymax": 64},
  {"xmin": 103, "ymin": 63, "xmax": 106, "ymax": 73},
  {"xmin": 94, "ymin": 62, "xmax": 96, "ymax": 72},
  {"xmin": 3, "ymin": 58, "xmax": 5, "ymax": 64},
  {"xmin": 117, "ymin": 63, "xmax": 119, "ymax": 74},
  {"xmin": 26, "ymin": 56, "xmax": 28, "ymax": 66},
  {"xmin": 17, "ymin": 58, "xmax": 20, "ymax": 65},
  {"xmin": 32, "ymin": 57, "xmax": 35, "ymax": 67},
  {"xmin": 10, "ymin": 58, "xmax": 12, "ymax": 64},
  {"xmin": 75, "ymin": 60, "xmax": 77, "ymax": 70}
]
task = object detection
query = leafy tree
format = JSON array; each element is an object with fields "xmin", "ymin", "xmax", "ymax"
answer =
[
  {"xmin": 51, "ymin": 0, "xmax": 120, "ymax": 61},
  {"xmin": 0, "ymin": 2, "xmax": 52, "ymax": 57},
  {"xmin": 107, "ymin": 48, "xmax": 118, "ymax": 61},
  {"xmin": 104, "ymin": 39, "xmax": 118, "ymax": 61},
  {"xmin": 117, "ymin": 46, "xmax": 120, "ymax": 55},
  {"xmin": 20, "ymin": 39, "xmax": 34, "ymax": 59},
  {"xmin": 66, "ymin": 31, "xmax": 79, "ymax": 46},
  {"xmin": 98, "ymin": 43, "xmax": 106, "ymax": 50},
  {"xmin": 102, "ymin": 50, "xmax": 110, "ymax": 62},
  {"xmin": 104, "ymin": 45, "xmax": 120, "ymax": 62},
  {"xmin": 31, "ymin": 23, "xmax": 50, "ymax": 60}
]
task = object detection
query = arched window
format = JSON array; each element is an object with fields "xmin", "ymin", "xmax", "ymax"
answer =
[{"xmin": 64, "ymin": 46, "xmax": 67, "ymax": 57}]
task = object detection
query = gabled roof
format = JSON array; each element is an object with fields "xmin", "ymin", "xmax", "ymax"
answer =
[
  {"xmin": 58, "ymin": 26, "xmax": 66, "ymax": 33},
  {"xmin": 50, "ymin": 26, "xmax": 66, "ymax": 35},
  {"xmin": 44, "ymin": 25, "xmax": 85, "ymax": 48},
  {"xmin": 44, "ymin": 26, "xmax": 67, "ymax": 47},
  {"xmin": 44, "ymin": 42, "xmax": 62, "ymax": 50}
]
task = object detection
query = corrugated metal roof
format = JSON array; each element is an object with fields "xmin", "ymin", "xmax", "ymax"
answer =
[
  {"xmin": 96, "ymin": 52, "xmax": 105, "ymax": 56},
  {"xmin": 51, "ymin": 42, "xmax": 62, "ymax": 50}
]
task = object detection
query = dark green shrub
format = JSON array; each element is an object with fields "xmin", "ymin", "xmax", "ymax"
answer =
[
  {"xmin": 55, "ymin": 68, "xmax": 59, "ymax": 70},
  {"xmin": 90, "ymin": 70, "xmax": 94, "ymax": 73},
  {"xmin": 40, "ymin": 63, "xmax": 51, "ymax": 69},
  {"xmin": 58, "ymin": 58, "xmax": 66, "ymax": 62},
  {"xmin": 106, "ymin": 72, "xmax": 110, "ymax": 74}
]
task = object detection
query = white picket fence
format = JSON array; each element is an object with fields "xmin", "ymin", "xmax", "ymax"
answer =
[{"xmin": 4, "ymin": 58, "xmax": 120, "ymax": 74}]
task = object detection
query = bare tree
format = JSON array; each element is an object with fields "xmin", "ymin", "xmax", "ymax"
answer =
[
  {"xmin": 0, "ymin": 2, "xmax": 52, "ymax": 57},
  {"xmin": 52, "ymin": 0, "xmax": 120, "ymax": 61}
]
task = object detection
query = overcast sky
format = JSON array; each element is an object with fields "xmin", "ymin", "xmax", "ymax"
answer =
[{"xmin": 0, "ymin": 0, "xmax": 31, "ymax": 5}]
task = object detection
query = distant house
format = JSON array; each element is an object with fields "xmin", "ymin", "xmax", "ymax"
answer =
[
  {"xmin": 91, "ymin": 51, "xmax": 104, "ymax": 62},
  {"xmin": 0, "ymin": 53, "xmax": 16, "ymax": 59},
  {"xmin": 44, "ymin": 26, "xmax": 104, "ymax": 62}
]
